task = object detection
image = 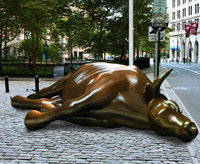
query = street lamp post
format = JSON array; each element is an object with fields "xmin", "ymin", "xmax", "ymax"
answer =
[{"xmin": 44, "ymin": 41, "xmax": 48, "ymax": 65}]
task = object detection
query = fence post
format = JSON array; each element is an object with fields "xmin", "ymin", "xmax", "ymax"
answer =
[
  {"xmin": 35, "ymin": 75, "xmax": 39, "ymax": 93},
  {"xmin": 5, "ymin": 75, "xmax": 9, "ymax": 93}
]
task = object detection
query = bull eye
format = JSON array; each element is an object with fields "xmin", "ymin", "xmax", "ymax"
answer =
[
  {"xmin": 170, "ymin": 104, "xmax": 179, "ymax": 112},
  {"xmin": 165, "ymin": 101, "xmax": 181, "ymax": 113}
]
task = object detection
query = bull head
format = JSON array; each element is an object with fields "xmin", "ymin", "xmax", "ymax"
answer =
[{"xmin": 146, "ymin": 69, "xmax": 198, "ymax": 142}]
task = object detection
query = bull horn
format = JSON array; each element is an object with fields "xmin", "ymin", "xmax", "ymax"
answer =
[{"xmin": 152, "ymin": 69, "xmax": 173, "ymax": 97}]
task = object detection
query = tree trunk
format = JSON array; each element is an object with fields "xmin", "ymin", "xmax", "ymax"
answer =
[
  {"xmin": 4, "ymin": 26, "xmax": 8, "ymax": 62},
  {"xmin": 31, "ymin": 35, "xmax": 36, "ymax": 74},
  {"xmin": 99, "ymin": 20, "xmax": 103, "ymax": 59},
  {"xmin": 137, "ymin": 47, "xmax": 139, "ymax": 60},
  {"xmin": 0, "ymin": 29, "xmax": 3, "ymax": 73},
  {"xmin": 31, "ymin": 15, "xmax": 40, "ymax": 75},
  {"xmin": 142, "ymin": 50, "xmax": 144, "ymax": 58},
  {"xmin": 103, "ymin": 52, "xmax": 106, "ymax": 60},
  {"xmin": 120, "ymin": 54, "xmax": 123, "ymax": 64},
  {"xmin": 120, "ymin": 37, "xmax": 125, "ymax": 64},
  {"xmin": 4, "ymin": 42, "xmax": 7, "ymax": 62}
]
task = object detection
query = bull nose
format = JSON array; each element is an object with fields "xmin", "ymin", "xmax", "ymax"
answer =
[{"xmin": 184, "ymin": 122, "xmax": 198, "ymax": 139}]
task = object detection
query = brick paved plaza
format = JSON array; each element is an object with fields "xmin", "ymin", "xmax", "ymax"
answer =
[{"xmin": 0, "ymin": 69, "xmax": 199, "ymax": 164}]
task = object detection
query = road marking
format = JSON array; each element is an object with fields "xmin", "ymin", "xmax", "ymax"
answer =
[
  {"xmin": 173, "ymin": 87, "xmax": 189, "ymax": 90},
  {"xmin": 163, "ymin": 64, "xmax": 200, "ymax": 75},
  {"xmin": 185, "ymin": 68, "xmax": 200, "ymax": 75}
]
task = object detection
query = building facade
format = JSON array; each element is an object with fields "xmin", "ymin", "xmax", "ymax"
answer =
[
  {"xmin": 2, "ymin": 33, "xmax": 90, "ymax": 63},
  {"xmin": 169, "ymin": 0, "xmax": 200, "ymax": 63}
]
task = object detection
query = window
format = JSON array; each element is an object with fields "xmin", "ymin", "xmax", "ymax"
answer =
[
  {"xmin": 74, "ymin": 51, "xmax": 77, "ymax": 59},
  {"xmin": 172, "ymin": 24, "xmax": 176, "ymax": 32},
  {"xmin": 79, "ymin": 52, "xmax": 83, "ymax": 59},
  {"xmin": 177, "ymin": 23, "xmax": 181, "ymax": 31},
  {"xmin": 182, "ymin": 23, "xmax": 185, "ymax": 30},
  {"xmin": 183, "ymin": 0, "xmax": 186, "ymax": 4},
  {"xmin": 182, "ymin": 8, "xmax": 186, "ymax": 17},
  {"xmin": 195, "ymin": 18, "xmax": 199, "ymax": 30},
  {"xmin": 172, "ymin": 0, "xmax": 175, "ymax": 8},
  {"xmin": 195, "ymin": 4, "xmax": 199, "ymax": 14},
  {"xmin": 177, "ymin": 0, "xmax": 181, "ymax": 6},
  {"xmin": 177, "ymin": 10, "xmax": 181, "ymax": 18},
  {"xmin": 188, "ymin": 7, "xmax": 190, "ymax": 16},
  {"xmin": 172, "ymin": 12, "xmax": 175, "ymax": 20},
  {"xmin": 188, "ymin": 6, "xmax": 192, "ymax": 16}
]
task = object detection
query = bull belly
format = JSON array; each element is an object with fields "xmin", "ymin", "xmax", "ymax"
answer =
[{"xmin": 64, "ymin": 107, "xmax": 150, "ymax": 130}]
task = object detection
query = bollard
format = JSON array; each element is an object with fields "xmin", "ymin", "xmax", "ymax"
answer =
[
  {"xmin": 5, "ymin": 75, "xmax": 9, "ymax": 93},
  {"xmin": 35, "ymin": 75, "xmax": 39, "ymax": 93}
]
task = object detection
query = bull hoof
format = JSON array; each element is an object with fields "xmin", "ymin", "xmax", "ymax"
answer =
[
  {"xmin": 11, "ymin": 95, "xmax": 24, "ymax": 108},
  {"xmin": 25, "ymin": 110, "xmax": 49, "ymax": 131}
]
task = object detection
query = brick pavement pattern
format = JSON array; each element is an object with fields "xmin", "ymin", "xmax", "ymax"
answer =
[{"xmin": 0, "ymin": 70, "xmax": 199, "ymax": 163}]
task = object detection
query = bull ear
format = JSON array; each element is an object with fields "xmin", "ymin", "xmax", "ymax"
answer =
[
  {"xmin": 151, "ymin": 69, "xmax": 173, "ymax": 97},
  {"xmin": 145, "ymin": 83, "xmax": 152, "ymax": 102}
]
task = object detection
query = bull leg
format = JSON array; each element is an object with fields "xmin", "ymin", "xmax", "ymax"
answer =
[
  {"xmin": 25, "ymin": 80, "xmax": 119, "ymax": 130},
  {"xmin": 11, "ymin": 95, "xmax": 61, "ymax": 111},
  {"xmin": 27, "ymin": 73, "xmax": 70, "ymax": 99},
  {"xmin": 66, "ymin": 117, "xmax": 115, "ymax": 128}
]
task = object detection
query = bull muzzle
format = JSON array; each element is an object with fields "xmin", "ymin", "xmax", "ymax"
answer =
[{"xmin": 182, "ymin": 121, "xmax": 198, "ymax": 142}]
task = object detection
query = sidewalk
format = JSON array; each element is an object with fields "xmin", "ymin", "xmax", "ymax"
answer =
[{"xmin": 0, "ymin": 66, "xmax": 199, "ymax": 164}]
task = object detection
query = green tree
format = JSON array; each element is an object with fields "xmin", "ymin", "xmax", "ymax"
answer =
[
  {"xmin": 133, "ymin": 0, "xmax": 153, "ymax": 58},
  {"xmin": 105, "ymin": 1, "xmax": 129, "ymax": 63},
  {"xmin": 0, "ymin": 0, "xmax": 21, "ymax": 73},
  {"xmin": 59, "ymin": 0, "xmax": 120, "ymax": 59},
  {"xmin": 15, "ymin": 0, "xmax": 68, "ymax": 74},
  {"xmin": 19, "ymin": 38, "xmax": 62, "ymax": 63},
  {"xmin": 59, "ymin": 0, "xmax": 154, "ymax": 62}
]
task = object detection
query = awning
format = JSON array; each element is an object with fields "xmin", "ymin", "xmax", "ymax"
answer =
[{"xmin": 171, "ymin": 47, "xmax": 180, "ymax": 50}]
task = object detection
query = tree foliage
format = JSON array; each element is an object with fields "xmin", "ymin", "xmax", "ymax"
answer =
[
  {"xmin": 58, "ymin": 0, "xmax": 154, "ymax": 62},
  {"xmin": 0, "ymin": 0, "xmax": 157, "ymax": 74},
  {"xmin": 0, "ymin": 0, "xmax": 21, "ymax": 72},
  {"xmin": 15, "ymin": 0, "xmax": 69, "ymax": 73}
]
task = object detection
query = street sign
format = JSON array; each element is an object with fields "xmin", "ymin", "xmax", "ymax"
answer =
[
  {"xmin": 42, "ymin": 54, "xmax": 46, "ymax": 61},
  {"xmin": 149, "ymin": 36, "xmax": 165, "ymax": 42},
  {"xmin": 148, "ymin": 27, "xmax": 166, "ymax": 42},
  {"xmin": 151, "ymin": 14, "xmax": 168, "ymax": 28},
  {"xmin": 148, "ymin": 26, "xmax": 165, "ymax": 37},
  {"xmin": 153, "ymin": 0, "xmax": 167, "ymax": 14}
]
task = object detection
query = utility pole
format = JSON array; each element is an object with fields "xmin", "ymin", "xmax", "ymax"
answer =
[
  {"xmin": 129, "ymin": 0, "xmax": 134, "ymax": 65},
  {"xmin": 155, "ymin": 28, "xmax": 161, "ymax": 78}
]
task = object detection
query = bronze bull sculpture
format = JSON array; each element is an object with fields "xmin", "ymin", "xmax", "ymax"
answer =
[{"xmin": 11, "ymin": 63, "xmax": 198, "ymax": 142}]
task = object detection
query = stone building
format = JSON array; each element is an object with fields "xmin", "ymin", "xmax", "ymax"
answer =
[{"xmin": 168, "ymin": 0, "xmax": 200, "ymax": 63}]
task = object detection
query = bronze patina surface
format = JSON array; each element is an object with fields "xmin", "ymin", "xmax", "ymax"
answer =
[{"xmin": 11, "ymin": 63, "xmax": 198, "ymax": 142}]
